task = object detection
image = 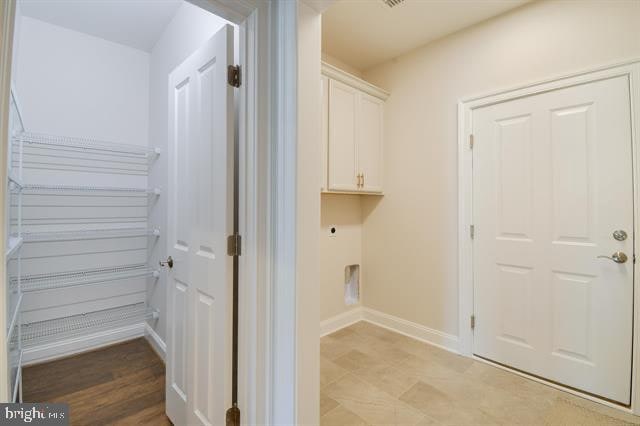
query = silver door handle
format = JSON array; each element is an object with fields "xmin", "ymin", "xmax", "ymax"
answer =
[{"xmin": 597, "ymin": 252, "xmax": 628, "ymax": 264}]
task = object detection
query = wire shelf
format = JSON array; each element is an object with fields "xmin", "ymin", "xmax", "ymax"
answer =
[
  {"xmin": 21, "ymin": 227, "xmax": 160, "ymax": 242},
  {"xmin": 15, "ymin": 132, "xmax": 160, "ymax": 157},
  {"xmin": 18, "ymin": 264, "xmax": 159, "ymax": 292},
  {"xmin": 21, "ymin": 303, "xmax": 158, "ymax": 348},
  {"xmin": 23, "ymin": 184, "xmax": 161, "ymax": 196},
  {"xmin": 8, "ymin": 170, "xmax": 23, "ymax": 190},
  {"xmin": 6, "ymin": 237, "xmax": 23, "ymax": 258}
]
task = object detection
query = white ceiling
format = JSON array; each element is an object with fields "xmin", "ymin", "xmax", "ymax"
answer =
[
  {"xmin": 19, "ymin": 0, "xmax": 183, "ymax": 52},
  {"xmin": 322, "ymin": 0, "xmax": 531, "ymax": 71}
]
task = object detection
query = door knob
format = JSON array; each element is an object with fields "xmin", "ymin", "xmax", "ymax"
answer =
[
  {"xmin": 597, "ymin": 252, "xmax": 628, "ymax": 264},
  {"xmin": 159, "ymin": 256, "xmax": 174, "ymax": 268}
]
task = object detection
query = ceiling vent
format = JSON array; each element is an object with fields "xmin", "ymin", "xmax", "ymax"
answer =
[{"xmin": 382, "ymin": 0, "xmax": 405, "ymax": 7}]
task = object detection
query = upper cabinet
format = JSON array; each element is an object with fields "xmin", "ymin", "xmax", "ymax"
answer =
[{"xmin": 321, "ymin": 62, "xmax": 389, "ymax": 195}]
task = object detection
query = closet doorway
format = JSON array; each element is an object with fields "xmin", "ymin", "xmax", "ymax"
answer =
[{"xmin": 0, "ymin": 0, "xmax": 263, "ymax": 424}]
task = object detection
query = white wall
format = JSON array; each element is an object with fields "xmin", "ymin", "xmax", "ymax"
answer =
[
  {"xmin": 13, "ymin": 16, "xmax": 153, "ymax": 361},
  {"xmin": 147, "ymin": 2, "xmax": 230, "ymax": 341},
  {"xmin": 360, "ymin": 0, "xmax": 640, "ymax": 337},
  {"xmin": 321, "ymin": 52, "xmax": 363, "ymax": 78},
  {"xmin": 320, "ymin": 194, "xmax": 362, "ymax": 321},
  {"xmin": 15, "ymin": 16, "xmax": 149, "ymax": 145}
]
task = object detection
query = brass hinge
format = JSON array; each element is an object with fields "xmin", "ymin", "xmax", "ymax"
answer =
[
  {"xmin": 227, "ymin": 234, "xmax": 242, "ymax": 256},
  {"xmin": 469, "ymin": 134, "xmax": 474, "ymax": 149},
  {"xmin": 471, "ymin": 315, "xmax": 475, "ymax": 330},
  {"xmin": 228, "ymin": 65, "xmax": 241, "ymax": 88},
  {"xmin": 226, "ymin": 405, "xmax": 240, "ymax": 426},
  {"xmin": 470, "ymin": 225, "xmax": 475, "ymax": 239}
]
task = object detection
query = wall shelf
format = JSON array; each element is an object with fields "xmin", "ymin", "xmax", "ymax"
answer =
[
  {"xmin": 22, "ymin": 184, "xmax": 161, "ymax": 196},
  {"xmin": 7, "ymin": 294, "xmax": 23, "ymax": 342},
  {"xmin": 21, "ymin": 303, "xmax": 159, "ymax": 348},
  {"xmin": 14, "ymin": 132, "xmax": 160, "ymax": 158},
  {"xmin": 21, "ymin": 227, "xmax": 160, "ymax": 242},
  {"xmin": 11, "ymin": 354, "xmax": 22, "ymax": 403},
  {"xmin": 6, "ymin": 237, "xmax": 23, "ymax": 258},
  {"xmin": 18, "ymin": 264, "xmax": 159, "ymax": 292}
]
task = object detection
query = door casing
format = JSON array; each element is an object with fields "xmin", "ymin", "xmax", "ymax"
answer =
[
  {"xmin": 458, "ymin": 59, "xmax": 640, "ymax": 414},
  {"xmin": 0, "ymin": 0, "xmax": 304, "ymax": 423}
]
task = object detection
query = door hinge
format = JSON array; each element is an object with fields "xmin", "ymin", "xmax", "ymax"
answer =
[
  {"xmin": 471, "ymin": 315, "xmax": 476, "ymax": 330},
  {"xmin": 470, "ymin": 225, "xmax": 475, "ymax": 239},
  {"xmin": 226, "ymin": 405, "xmax": 240, "ymax": 426},
  {"xmin": 227, "ymin": 234, "xmax": 242, "ymax": 256},
  {"xmin": 228, "ymin": 65, "xmax": 241, "ymax": 88},
  {"xmin": 469, "ymin": 134, "xmax": 474, "ymax": 149}
]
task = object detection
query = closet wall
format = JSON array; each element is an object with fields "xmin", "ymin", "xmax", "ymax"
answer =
[
  {"xmin": 13, "ymin": 15, "xmax": 154, "ymax": 363},
  {"xmin": 147, "ymin": 2, "xmax": 230, "ymax": 343}
]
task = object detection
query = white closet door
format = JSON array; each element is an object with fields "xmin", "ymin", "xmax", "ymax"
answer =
[
  {"xmin": 167, "ymin": 25, "xmax": 234, "ymax": 426},
  {"xmin": 358, "ymin": 92, "xmax": 383, "ymax": 193},
  {"xmin": 473, "ymin": 75, "xmax": 633, "ymax": 404},
  {"xmin": 328, "ymin": 79, "xmax": 359, "ymax": 192}
]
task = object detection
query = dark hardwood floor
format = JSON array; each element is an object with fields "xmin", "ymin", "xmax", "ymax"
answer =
[{"xmin": 22, "ymin": 338, "xmax": 172, "ymax": 426}]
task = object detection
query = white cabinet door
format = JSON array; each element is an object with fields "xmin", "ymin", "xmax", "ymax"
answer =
[
  {"xmin": 473, "ymin": 75, "xmax": 633, "ymax": 404},
  {"xmin": 167, "ymin": 25, "xmax": 234, "ymax": 426},
  {"xmin": 358, "ymin": 93, "xmax": 383, "ymax": 193},
  {"xmin": 321, "ymin": 75, "xmax": 329, "ymax": 191},
  {"xmin": 328, "ymin": 79, "xmax": 358, "ymax": 192}
]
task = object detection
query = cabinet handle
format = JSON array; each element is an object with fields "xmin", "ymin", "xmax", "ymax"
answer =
[
  {"xmin": 362, "ymin": 173, "xmax": 365, "ymax": 187},
  {"xmin": 356, "ymin": 173, "xmax": 361, "ymax": 188}
]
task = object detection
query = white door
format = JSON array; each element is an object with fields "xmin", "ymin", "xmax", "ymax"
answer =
[
  {"xmin": 166, "ymin": 25, "xmax": 234, "ymax": 426},
  {"xmin": 328, "ymin": 79, "xmax": 359, "ymax": 192},
  {"xmin": 358, "ymin": 93, "xmax": 383, "ymax": 193},
  {"xmin": 473, "ymin": 75, "xmax": 633, "ymax": 404}
]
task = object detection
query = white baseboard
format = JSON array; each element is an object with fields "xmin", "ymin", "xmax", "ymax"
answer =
[
  {"xmin": 320, "ymin": 307, "xmax": 364, "ymax": 337},
  {"xmin": 22, "ymin": 323, "xmax": 145, "ymax": 366},
  {"xmin": 362, "ymin": 308, "xmax": 460, "ymax": 354},
  {"xmin": 145, "ymin": 323, "xmax": 166, "ymax": 362},
  {"xmin": 320, "ymin": 306, "xmax": 460, "ymax": 354}
]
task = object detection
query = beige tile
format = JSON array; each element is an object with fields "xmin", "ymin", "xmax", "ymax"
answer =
[
  {"xmin": 399, "ymin": 381, "xmax": 502, "ymax": 425},
  {"xmin": 352, "ymin": 362, "xmax": 419, "ymax": 398},
  {"xmin": 323, "ymin": 373, "xmax": 425, "ymax": 425},
  {"xmin": 321, "ymin": 323, "xmax": 639, "ymax": 426},
  {"xmin": 333, "ymin": 349, "xmax": 385, "ymax": 372},
  {"xmin": 357, "ymin": 337, "xmax": 413, "ymax": 366},
  {"xmin": 321, "ymin": 357, "xmax": 348, "ymax": 388},
  {"xmin": 544, "ymin": 397, "xmax": 635, "ymax": 426},
  {"xmin": 350, "ymin": 321, "xmax": 404, "ymax": 345},
  {"xmin": 320, "ymin": 404, "xmax": 367, "ymax": 426},
  {"xmin": 320, "ymin": 393, "xmax": 339, "ymax": 416},
  {"xmin": 321, "ymin": 335, "xmax": 353, "ymax": 360},
  {"xmin": 395, "ymin": 353, "xmax": 466, "ymax": 382}
]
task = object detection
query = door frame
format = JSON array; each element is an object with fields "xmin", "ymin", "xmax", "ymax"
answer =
[
  {"xmin": 0, "ymin": 0, "xmax": 302, "ymax": 423},
  {"xmin": 458, "ymin": 59, "xmax": 640, "ymax": 413}
]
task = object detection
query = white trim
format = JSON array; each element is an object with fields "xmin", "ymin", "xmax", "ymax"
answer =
[
  {"xmin": 269, "ymin": 1, "xmax": 298, "ymax": 424},
  {"xmin": 22, "ymin": 323, "xmax": 145, "ymax": 366},
  {"xmin": 145, "ymin": 323, "xmax": 166, "ymax": 362},
  {"xmin": 321, "ymin": 61, "xmax": 389, "ymax": 101},
  {"xmin": 320, "ymin": 307, "xmax": 460, "ymax": 355},
  {"xmin": 363, "ymin": 308, "xmax": 460, "ymax": 354},
  {"xmin": 320, "ymin": 308, "xmax": 364, "ymax": 337},
  {"xmin": 458, "ymin": 58, "xmax": 640, "ymax": 413}
]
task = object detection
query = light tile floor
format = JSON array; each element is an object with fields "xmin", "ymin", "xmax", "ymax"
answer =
[{"xmin": 320, "ymin": 321, "xmax": 640, "ymax": 426}]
